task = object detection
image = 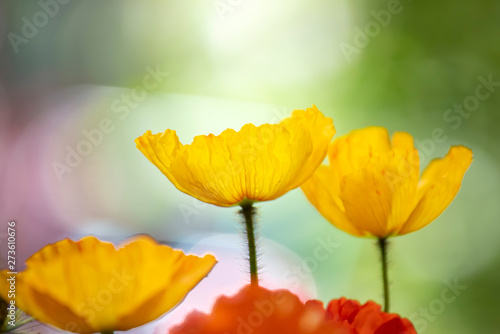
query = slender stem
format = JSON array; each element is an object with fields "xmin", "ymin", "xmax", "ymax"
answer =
[
  {"xmin": 378, "ymin": 237, "xmax": 390, "ymax": 313},
  {"xmin": 101, "ymin": 332, "xmax": 114, "ymax": 334},
  {"xmin": 240, "ymin": 202, "xmax": 258, "ymax": 285}
]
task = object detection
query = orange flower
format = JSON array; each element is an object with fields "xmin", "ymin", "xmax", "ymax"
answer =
[
  {"xmin": 327, "ymin": 298, "xmax": 417, "ymax": 334},
  {"xmin": 170, "ymin": 285, "xmax": 353, "ymax": 334}
]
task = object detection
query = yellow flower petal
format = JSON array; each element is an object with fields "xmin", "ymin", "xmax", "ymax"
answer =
[
  {"xmin": 0, "ymin": 272, "xmax": 95, "ymax": 333},
  {"xmin": 136, "ymin": 129, "xmax": 191, "ymax": 195},
  {"xmin": 301, "ymin": 165, "xmax": 363, "ymax": 237},
  {"xmin": 339, "ymin": 150, "xmax": 419, "ymax": 237},
  {"xmin": 135, "ymin": 106, "xmax": 335, "ymax": 207},
  {"xmin": 398, "ymin": 146, "xmax": 473, "ymax": 235},
  {"xmin": 1, "ymin": 236, "xmax": 216, "ymax": 333},
  {"xmin": 281, "ymin": 106, "xmax": 336, "ymax": 188},
  {"xmin": 328, "ymin": 127, "xmax": 391, "ymax": 180},
  {"xmin": 302, "ymin": 127, "xmax": 471, "ymax": 238},
  {"xmin": 170, "ymin": 124, "xmax": 314, "ymax": 206},
  {"xmin": 391, "ymin": 131, "xmax": 414, "ymax": 151}
]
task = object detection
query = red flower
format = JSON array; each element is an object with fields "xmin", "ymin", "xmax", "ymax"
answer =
[
  {"xmin": 169, "ymin": 286, "xmax": 417, "ymax": 334},
  {"xmin": 169, "ymin": 285, "xmax": 356, "ymax": 334},
  {"xmin": 327, "ymin": 298, "xmax": 417, "ymax": 334}
]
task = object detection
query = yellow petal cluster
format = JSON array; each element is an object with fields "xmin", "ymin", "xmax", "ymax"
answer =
[
  {"xmin": 0, "ymin": 236, "xmax": 216, "ymax": 334},
  {"xmin": 135, "ymin": 105, "xmax": 335, "ymax": 207},
  {"xmin": 301, "ymin": 127, "xmax": 473, "ymax": 237}
]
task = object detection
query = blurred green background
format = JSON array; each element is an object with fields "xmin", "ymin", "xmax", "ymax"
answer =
[{"xmin": 1, "ymin": 0, "xmax": 499, "ymax": 333}]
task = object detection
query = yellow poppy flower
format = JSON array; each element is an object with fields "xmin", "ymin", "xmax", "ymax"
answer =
[
  {"xmin": 301, "ymin": 126, "xmax": 473, "ymax": 238},
  {"xmin": 0, "ymin": 236, "xmax": 216, "ymax": 334},
  {"xmin": 135, "ymin": 105, "xmax": 335, "ymax": 207}
]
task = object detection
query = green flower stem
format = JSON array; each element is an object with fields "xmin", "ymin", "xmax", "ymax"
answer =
[
  {"xmin": 101, "ymin": 331, "xmax": 114, "ymax": 334},
  {"xmin": 378, "ymin": 237, "xmax": 390, "ymax": 313},
  {"xmin": 240, "ymin": 202, "xmax": 259, "ymax": 286}
]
